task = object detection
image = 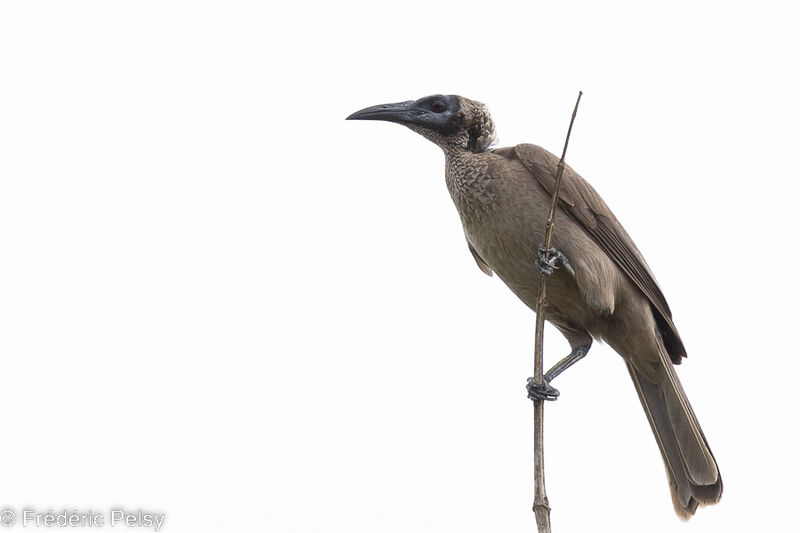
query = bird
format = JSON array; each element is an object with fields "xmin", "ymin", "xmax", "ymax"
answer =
[{"xmin": 346, "ymin": 94, "xmax": 722, "ymax": 519}]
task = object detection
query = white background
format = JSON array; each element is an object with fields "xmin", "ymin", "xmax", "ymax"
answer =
[{"xmin": 1, "ymin": 1, "xmax": 798, "ymax": 532}]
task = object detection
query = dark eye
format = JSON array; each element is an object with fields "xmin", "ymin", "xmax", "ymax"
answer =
[{"xmin": 430, "ymin": 100, "xmax": 446, "ymax": 113}]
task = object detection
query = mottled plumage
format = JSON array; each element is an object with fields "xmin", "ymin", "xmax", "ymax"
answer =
[{"xmin": 347, "ymin": 94, "xmax": 722, "ymax": 519}]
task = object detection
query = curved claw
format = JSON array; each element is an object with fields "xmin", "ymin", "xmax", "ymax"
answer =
[
  {"xmin": 536, "ymin": 244, "xmax": 575, "ymax": 278},
  {"xmin": 526, "ymin": 377, "xmax": 560, "ymax": 401},
  {"xmin": 536, "ymin": 259, "xmax": 554, "ymax": 276}
]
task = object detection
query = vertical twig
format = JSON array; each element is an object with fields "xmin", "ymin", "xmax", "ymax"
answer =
[{"xmin": 532, "ymin": 91, "xmax": 583, "ymax": 533}]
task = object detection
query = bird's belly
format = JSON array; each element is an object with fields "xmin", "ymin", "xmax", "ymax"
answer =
[
  {"xmin": 461, "ymin": 208, "xmax": 600, "ymax": 331},
  {"xmin": 463, "ymin": 218, "xmax": 546, "ymax": 307}
]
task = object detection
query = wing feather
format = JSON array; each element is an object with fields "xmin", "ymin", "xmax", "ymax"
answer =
[
  {"xmin": 467, "ymin": 239, "xmax": 494, "ymax": 277},
  {"xmin": 509, "ymin": 144, "xmax": 686, "ymax": 362}
]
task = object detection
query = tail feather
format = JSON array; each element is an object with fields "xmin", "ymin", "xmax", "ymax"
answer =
[{"xmin": 626, "ymin": 351, "xmax": 722, "ymax": 519}]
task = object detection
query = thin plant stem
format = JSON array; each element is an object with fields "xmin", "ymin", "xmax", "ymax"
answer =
[{"xmin": 532, "ymin": 91, "xmax": 583, "ymax": 533}]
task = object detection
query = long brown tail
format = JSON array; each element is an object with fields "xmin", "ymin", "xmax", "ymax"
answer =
[{"xmin": 626, "ymin": 352, "xmax": 723, "ymax": 519}]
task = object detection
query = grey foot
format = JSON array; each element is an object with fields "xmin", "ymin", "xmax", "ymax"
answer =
[
  {"xmin": 536, "ymin": 245, "xmax": 575, "ymax": 277},
  {"xmin": 527, "ymin": 377, "xmax": 560, "ymax": 401}
]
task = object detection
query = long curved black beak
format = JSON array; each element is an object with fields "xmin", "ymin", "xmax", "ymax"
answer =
[{"xmin": 346, "ymin": 100, "xmax": 418, "ymax": 124}]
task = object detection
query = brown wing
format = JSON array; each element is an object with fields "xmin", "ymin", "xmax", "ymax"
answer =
[
  {"xmin": 509, "ymin": 143, "xmax": 686, "ymax": 362},
  {"xmin": 467, "ymin": 239, "xmax": 494, "ymax": 276}
]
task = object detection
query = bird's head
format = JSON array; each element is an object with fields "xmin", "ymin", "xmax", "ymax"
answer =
[{"xmin": 347, "ymin": 94, "xmax": 496, "ymax": 153}]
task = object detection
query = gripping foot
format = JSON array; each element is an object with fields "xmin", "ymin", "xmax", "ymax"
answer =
[
  {"xmin": 527, "ymin": 376, "xmax": 560, "ymax": 401},
  {"xmin": 536, "ymin": 245, "xmax": 575, "ymax": 277},
  {"xmin": 526, "ymin": 343, "xmax": 591, "ymax": 402}
]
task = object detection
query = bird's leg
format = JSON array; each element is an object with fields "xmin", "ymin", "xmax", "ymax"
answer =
[
  {"xmin": 545, "ymin": 344, "xmax": 590, "ymax": 382},
  {"xmin": 536, "ymin": 244, "xmax": 575, "ymax": 277},
  {"xmin": 527, "ymin": 344, "xmax": 591, "ymax": 402}
]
